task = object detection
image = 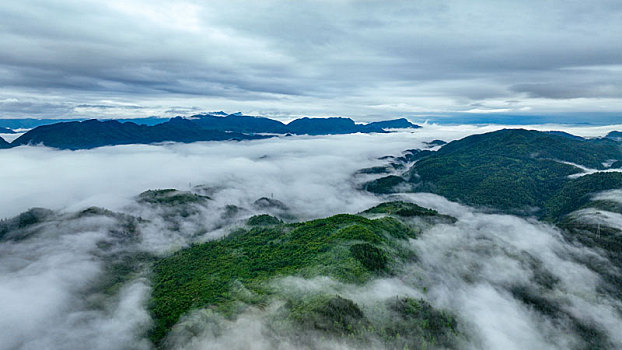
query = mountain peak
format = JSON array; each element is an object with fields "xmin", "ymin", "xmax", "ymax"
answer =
[
  {"xmin": 367, "ymin": 118, "xmax": 420, "ymax": 129},
  {"xmin": 0, "ymin": 136, "xmax": 9, "ymax": 148}
]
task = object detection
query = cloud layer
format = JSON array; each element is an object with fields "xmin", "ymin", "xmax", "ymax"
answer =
[
  {"xmin": 1, "ymin": 127, "xmax": 622, "ymax": 349},
  {"xmin": 0, "ymin": 1, "xmax": 621, "ymax": 120},
  {"xmin": 2, "ymin": 123, "xmax": 622, "ymax": 219}
]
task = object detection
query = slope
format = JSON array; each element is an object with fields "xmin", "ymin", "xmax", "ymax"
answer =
[{"xmin": 149, "ymin": 203, "xmax": 456, "ymax": 347}]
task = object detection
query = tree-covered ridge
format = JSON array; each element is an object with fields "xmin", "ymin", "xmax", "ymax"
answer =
[
  {"xmin": 544, "ymin": 172, "xmax": 622, "ymax": 220},
  {"xmin": 149, "ymin": 206, "xmax": 456, "ymax": 347},
  {"xmin": 362, "ymin": 129, "xmax": 622, "ymax": 215},
  {"xmin": 138, "ymin": 189, "xmax": 211, "ymax": 206},
  {"xmin": 431, "ymin": 129, "xmax": 621, "ymax": 169},
  {"xmin": 363, "ymin": 201, "xmax": 439, "ymax": 217},
  {"xmin": 0, "ymin": 197, "xmax": 459, "ymax": 349},
  {"xmin": 246, "ymin": 214, "xmax": 283, "ymax": 226},
  {"xmin": 411, "ymin": 129, "xmax": 621, "ymax": 214},
  {"xmin": 364, "ymin": 175, "xmax": 407, "ymax": 194},
  {"xmin": 411, "ymin": 155, "xmax": 580, "ymax": 211}
]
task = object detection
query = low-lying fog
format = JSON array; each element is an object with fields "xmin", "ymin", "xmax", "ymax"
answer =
[
  {"xmin": 2, "ymin": 123, "xmax": 621, "ymax": 219},
  {"xmin": 1, "ymin": 123, "xmax": 621, "ymax": 350}
]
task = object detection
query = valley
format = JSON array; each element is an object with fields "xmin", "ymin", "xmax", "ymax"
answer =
[{"xmin": 1, "ymin": 126, "xmax": 621, "ymax": 349}]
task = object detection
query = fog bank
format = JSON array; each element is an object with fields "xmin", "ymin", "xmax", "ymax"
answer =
[{"xmin": 1, "ymin": 125, "xmax": 621, "ymax": 349}]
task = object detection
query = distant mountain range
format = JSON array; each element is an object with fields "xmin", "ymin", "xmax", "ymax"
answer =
[
  {"xmin": 183, "ymin": 113, "xmax": 419, "ymax": 134},
  {"xmin": 5, "ymin": 113, "xmax": 420, "ymax": 149},
  {"xmin": 0, "ymin": 118, "xmax": 85, "ymax": 130},
  {"xmin": 0, "ymin": 117, "xmax": 169, "ymax": 130},
  {"xmin": 11, "ymin": 117, "xmax": 267, "ymax": 150}
]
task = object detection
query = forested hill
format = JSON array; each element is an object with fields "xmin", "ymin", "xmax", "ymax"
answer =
[
  {"xmin": 432, "ymin": 128, "xmax": 620, "ymax": 169},
  {"xmin": 366, "ymin": 129, "xmax": 622, "ymax": 217},
  {"xmin": 410, "ymin": 129, "xmax": 622, "ymax": 216}
]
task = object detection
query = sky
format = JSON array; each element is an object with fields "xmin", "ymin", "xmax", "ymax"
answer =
[{"xmin": 1, "ymin": 0, "xmax": 622, "ymax": 122}]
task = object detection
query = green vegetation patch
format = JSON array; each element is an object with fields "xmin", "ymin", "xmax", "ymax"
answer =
[
  {"xmin": 288, "ymin": 295, "xmax": 366, "ymax": 335},
  {"xmin": 138, "ymin": 189, "xmax": 210, "ymax": 206},
  {"xmin": 364, "ymin": 201, "xmax": 438, "ymax": 217},
  {"xmin": 247, "ymin": 214, "xmax": 282, "ymax": 226},
  {"xmin": 0, "ymin": 208, "xmax": 54, "ymax": 241},
  {"xmin": 149, "ymin": 213, "xmax": 417, "ymax": 344},
  {"xmin": 357, "ymin": 166, "xmax": 392, "ymax": 175},
  {"xmin": 544, "ymin": 172, "xmax": 622, "ymax": 220},
  {"xmin": 583, "ymin": 200, "xmax": 622, "ymax": 215},
  {"xmin": 432, "ymin": 129, "xmax": 621, "ymax": 170},
  {"xmin": 284, "ymin": 295, "xmax": 459, "ymax": 349},
  {"xmin": 350, "ymin": 243, "xmax": 388, "ymax": 271},
  {"xmin": 364, "ymin": 175, "xmax": 407, "ymax": 194},
  {"xmin": 332, "ymin": 224, "xmax": 383, "ymax": 244},
  {"xmin": 412, "ymin": 156, "xmax": 577, "ymax": 211},
  {"xmin": 403, "ymin": 129, "xmax": 622, "ymax": 214},
  {"xmin": 388, "ymin": 297, "xmax": 458, "ymax": 346}
]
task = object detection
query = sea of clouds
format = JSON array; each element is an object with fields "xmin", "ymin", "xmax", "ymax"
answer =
[{"xmin": 0, "ymin": 123, "xmax": 621, "ymax": 350}]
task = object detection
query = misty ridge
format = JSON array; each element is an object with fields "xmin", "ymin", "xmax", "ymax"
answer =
[
  {"xmin": 0, "ymin": 112, "xmax": 420, "ymax": 150},
  {"xmin": 1, "ymin": 123, "xmax": 622, "ymax": 350}
]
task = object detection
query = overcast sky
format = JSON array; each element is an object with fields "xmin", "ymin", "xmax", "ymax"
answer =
[{"xmin": 1, "ymin": 0, "xmax": 621, "ymax": 121}]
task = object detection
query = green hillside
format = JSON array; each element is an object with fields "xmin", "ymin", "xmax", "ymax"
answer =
[
  {"xmin": 149, "ymin": 203, "xmax": 457, "ymax": 348},
  {"xmin": 363, "ymin": 129, "xmax": 622, "ymax": 216}
]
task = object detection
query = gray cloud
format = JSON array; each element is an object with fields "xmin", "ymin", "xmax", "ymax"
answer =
[
  {"xmin": 0, "ymin": 0, "xmax": 621, "ymax": 119},
  {"xmin": 512, "ymin": 81, "xmax": 622, "ymax": 100}
]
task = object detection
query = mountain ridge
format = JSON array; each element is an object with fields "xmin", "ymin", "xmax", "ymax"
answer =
[
  {"xmin": 11, "ymin": 118, "xmax": 267, "ymax": 150},
  {"xmin": 366, "ymin": 118, "xmax": 420, "ymax": 129},
  {"xmin": 8, "ymin": 113, "xmax": 419, "ymax": 149},
  {"xmin": 364, "ymin": 128, "xmax": 622, "ymax": 216}
]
